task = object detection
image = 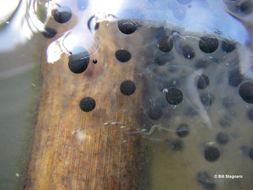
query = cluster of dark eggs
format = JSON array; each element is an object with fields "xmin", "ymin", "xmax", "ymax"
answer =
[{"xmin": 42, "ymin": 2, "xmax": 253, "ymax": 189}]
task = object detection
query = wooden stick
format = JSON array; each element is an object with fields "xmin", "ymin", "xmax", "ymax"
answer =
[{"xmin": 25, "ymin": 21, "xmax": 147, "ymax": 190}]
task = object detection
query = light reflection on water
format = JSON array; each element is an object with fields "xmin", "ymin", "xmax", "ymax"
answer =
[{"xmin": 0, "ymin": 0, "xmax": 250, "ymax": 57}]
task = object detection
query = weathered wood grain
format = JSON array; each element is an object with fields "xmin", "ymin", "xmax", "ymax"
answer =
[{"xmin": 25, "ymin": 21, "xmax": 149, "ymax": 190}]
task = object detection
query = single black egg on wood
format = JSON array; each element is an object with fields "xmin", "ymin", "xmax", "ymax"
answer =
[
  {"xmin": 115, "ymin": 49, "xmax": 132, "ymax": 63},
  {"xmin": 80, "ymin": 97, "xmax": 96, "ymax": 112},
  {"xmin": 118, "ymin": 20, "xmax": 138, "ymax": 35},
  {"xmin": 68, "ymin": 47, "xmax": 90, "ymax": 74},
  {"xmin": 120, "ymin": 80, "xmax": 136, "ymax": 96}
]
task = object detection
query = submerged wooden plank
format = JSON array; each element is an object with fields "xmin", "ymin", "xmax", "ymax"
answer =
[{"xmin": 25, "ymin": 21, "xmax": 148, "ymax": 190}]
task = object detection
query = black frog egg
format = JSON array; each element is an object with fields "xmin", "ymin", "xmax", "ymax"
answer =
[
  {"xmin": 197, "ymin": 171, "xmax": 216, "ymax": 189},
  {"xmin": 147, "ymin": 105, "xmax": 163, "ymax": 120},
  {"xmin": 239, "ymin": 82, "xmax": 253, "ymax": 103},
  {"xmin": 247, "ymin": 108, "xmax": 253, "ymax": 121},
  {"xmin": 222, "ymin": 40, "xmax": 236, "ymax": 53},
  {"xmin": 194, "ymin": 59, "xmax": 210, "ymax": 69},
  {"xmin": 165, "ymin": 87, "xmax": 183, "ymax": 105},
  {"xmin": 80, "ymin": 97, "xmax": 96, "ymax": 112},
  {"xmin": 42, "ymin": 27, "xmax": 57, "ymax": 38},
  {"xmin": 181, "ymin": 45, "xmax": 195, "ymax": 59},
  {"xmin": 176, "ymin": 123, "xmax": 190, "ymax": 137},
  {"xmin": 249, "ymin": 147, "xmax": 253, "ymax": 160},
  {"xmin": 165, "ymin": 139, "xmax": 184, "ymax": 151},
  {"xmin": 120, "ymin": 80, "xmax": 136, "ymax": 96},
  {"xmin": 216, "ymin": 132, "xmax": 230, "ymax": 145},
  {"xmin": 115, "ymin": 49, "xmax": 132, "ymax": 63},
  {"xmin": 228, "ymin": 68, "xmax": 243, "ymax": 87},
  {"xmin": 158, "ymin": 37, "xmax": 173, "ymax": 53},
  {"xmin": 53, "ymin": 6, "xmax": 72, "ymax": 23},
  {"xmin": 118, "ymin": 20, "xmax": 138, "ymax": 35},
  {"xmin": 236, "ymin": 1, "xmax": 253, "ymax": 15},
  {"xmin": 68, "ymin": 47, "xmax": 90, "ymax": 74},
  {"xmin": 196, "ymin": 74, "xmax": 210, "ymax": 89},
  {"xmin": 204, "ymin": 146, "xmax": 220, "ymax": 162},
  {"xmin": 199, "ymin": 36, "xmax": 219, "ymax": 53},
  {"xmin": 200, "ymin": 93, "xmax": 215, "ymax": 106}
]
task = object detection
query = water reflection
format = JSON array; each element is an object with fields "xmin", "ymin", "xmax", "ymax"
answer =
[{"xmin": 0, "ymin": 0, "xmax": 250, "ymax": 55}]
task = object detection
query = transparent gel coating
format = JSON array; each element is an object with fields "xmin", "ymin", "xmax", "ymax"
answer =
[{"xmin": 1, "ymin": 0, "xmax": 253, "ymax": 189}]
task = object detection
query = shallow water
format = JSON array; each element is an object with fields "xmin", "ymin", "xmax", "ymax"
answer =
[{"xmin": 1, "ymin": 0, "xmax": 253, "ymax": 189}]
